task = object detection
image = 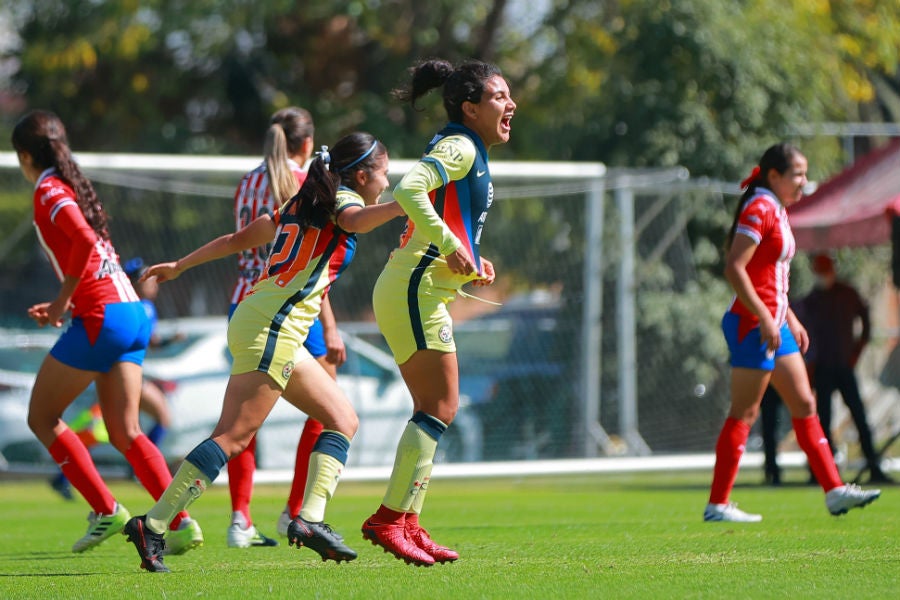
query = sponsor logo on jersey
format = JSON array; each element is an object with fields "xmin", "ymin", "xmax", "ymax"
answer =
[
  {"xmin": 432, "ymin": 139, "xmax": 465, "ymax": 163},
  {"xmin": 40, "ymin": 185, "xmax": 67, "ymax": 205}
]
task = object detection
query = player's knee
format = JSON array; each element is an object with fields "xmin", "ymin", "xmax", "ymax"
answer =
[
  {"xmin": 26, "ymin": 410, "xmax": 51, "ymax": 437},
  {"xmin": 338, "ymin": 410, "xmax": 359, "ymax": 439}
]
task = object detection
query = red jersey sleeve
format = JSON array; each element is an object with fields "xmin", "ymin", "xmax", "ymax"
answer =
[
  {"xmin": 734, "ymin": 196, "xmax": 777, "ymax": 245},
  {"xmin": 52, "ymin": 202, "xmax": 98, "ymax": 278}
]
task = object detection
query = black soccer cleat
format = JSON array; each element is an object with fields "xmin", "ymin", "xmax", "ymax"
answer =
[
  {"xmin": 287, "ymin": 516, "xmax": 357, "ymax": 563},
  {"xmin": 123, "ymin": 515, "xmax": 170, "ymax": 573}
]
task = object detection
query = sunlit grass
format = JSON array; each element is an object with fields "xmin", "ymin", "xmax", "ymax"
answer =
[{"xmin": 0, "ymin": 468, "xmax": 896, "ymax": 599}]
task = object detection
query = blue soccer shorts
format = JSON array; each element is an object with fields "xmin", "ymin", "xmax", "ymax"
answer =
[{"xmin": 721, "ymin": 312, "xmax": 799, "ymax": 371}]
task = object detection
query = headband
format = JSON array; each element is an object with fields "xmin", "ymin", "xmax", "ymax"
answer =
[{"xmin": 338, "ymin": 140, "xmax": 378, "ymax": 172}]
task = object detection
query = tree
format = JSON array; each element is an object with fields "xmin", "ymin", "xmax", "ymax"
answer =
[{"xmin": 1, "ymin": 0, "xmax": 516, "ymax": 156}]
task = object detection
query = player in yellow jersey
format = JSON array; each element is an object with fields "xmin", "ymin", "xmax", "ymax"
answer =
[
  {"xmin": 362, "ymin": 59, "xmax": 516, "ymax": 566},
  {"xmin": 122, "ymin": 132, "xmax": 405, "ymax": 573}
]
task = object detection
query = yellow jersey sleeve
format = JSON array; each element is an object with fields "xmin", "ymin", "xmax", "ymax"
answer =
[{"xmin": 392, "ymin": 134, "xmax": 476, "ymax": 256}]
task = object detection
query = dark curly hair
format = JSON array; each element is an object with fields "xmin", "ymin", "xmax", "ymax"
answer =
[{"xmin": 11, "ymin": 110, "xmax": 110, "ymax": 241}]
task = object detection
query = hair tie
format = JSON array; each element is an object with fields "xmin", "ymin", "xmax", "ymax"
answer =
[
  {"xmin": 316, "ymin": 145, "xmax": 331, "ymax": 166},
  {"xmin": 338, "ymin": 140, "xmax": 378, "ymax": 172},
  {"xmin": 740, "ymin": 165, "xmax": 761, "ymax": 190}
]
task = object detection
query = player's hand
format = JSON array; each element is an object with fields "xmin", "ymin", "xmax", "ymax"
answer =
[
  {"xmin": 791, "ymin": 323, "xmax": 810, "ymax": 355},
  {"xmin": 142, "ymin": 262, "xmax": 181, "ymax": 283},
  {"xmin": 28, "ymin": 299, "xmax": 69, "ymax": 328},
  {"xmin": 27, "ymin": 302, "xmax": 52, "ymax": 327},
  {"xmin": 445, "ymin": 247, "xmax": 475, "ymax": 276},
  {"xmin": 759, "ymin": 315, "xmax": 781, "ymax": 358},
  {"xmin": 473, "ymin": 257, "xmax": 496, "ymax": 287},
  {"xmin": 324, "ymin": 330, "xmax": 347, "ymax": 368}
]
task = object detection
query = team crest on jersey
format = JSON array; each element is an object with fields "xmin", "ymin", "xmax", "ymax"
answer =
[
  {"xmin": 282, "ymin": 361, "xmax": 294, "ymax": 380},
  {"xmin": 438, "ymin": 325, "xmax": 453, "ymax": 344}
]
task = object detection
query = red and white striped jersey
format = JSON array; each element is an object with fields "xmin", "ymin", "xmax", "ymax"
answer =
[
  {"xmin": 230, "ymin": 160, "xmax": 305, "ymax": 304},
  {"xmin": 727, "ymin": 188, "xmax": 796, "ymax": 340},
  {"xmin": 32, "ymin": 168, "xmax": 139, "ymax": 329}
]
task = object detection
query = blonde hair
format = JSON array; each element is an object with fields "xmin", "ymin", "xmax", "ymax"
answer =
[{"xmin": 263, "ymin": 107, "xmax": 314, "ymax": 207}]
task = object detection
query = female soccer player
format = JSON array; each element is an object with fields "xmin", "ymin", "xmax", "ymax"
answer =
[
  {"xmin": 225, "ymin": 106, "xmax": 348, "ymax": 549},
  {"xmin": 361, "ymin": 59, "xmax": 515, "ymax": 566},
  {"xmin": 12, "ymin": 110, "xmax": 202, "ymax": 554},
  {"xmin": 705, "ymin": 142, "xmax": 881, "ymax": 522},
  {"xmin": 124, "ymin": 132, "xmax": 404, "ymax": 573}
]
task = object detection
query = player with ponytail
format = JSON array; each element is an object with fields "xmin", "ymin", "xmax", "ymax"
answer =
[
  {"xmin": 12, "ymin": 110, "xmax": 203, "ymax": 554},
  {"xmin": 124, "ymin": 132, "xmax": 404, "ymax": 572},
  {"xmin": 706, "ymin": 142, "xmax": 881, "ymax": 522}
]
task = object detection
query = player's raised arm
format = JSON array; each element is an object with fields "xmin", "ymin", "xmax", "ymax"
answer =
[{"xmin": 143, "ymin": 215, "xmax": 276, "ymax": 283}]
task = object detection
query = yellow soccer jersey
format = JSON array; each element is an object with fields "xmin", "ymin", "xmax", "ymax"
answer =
[
  {"xmin": 229, "ymin": 189, "xmax": 364, "ymax": 385},
  {"xmin": 389, "ymin": 124, "xmax": 494, "ymax": 291}
]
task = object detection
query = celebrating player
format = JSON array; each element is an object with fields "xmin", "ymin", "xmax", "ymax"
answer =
[
  {"xmin": 361, "ymin": 58, "xmax": 514, "ymax": 565},
  {"xmin": 225, "ymin": 107, "xmax": 348, "ymax": 549}
]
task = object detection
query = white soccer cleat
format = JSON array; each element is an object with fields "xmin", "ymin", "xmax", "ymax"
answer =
[
  {"xmin": 825, "ymin": 484, "xmax": 881, "ymax": 516},
  {"xmin": 703, "ymin": 502, "xmax": 762, "ymax": 523},
  {"xmin": 227, "ymin": 523, "xmax": 278, "ymax": 548}
]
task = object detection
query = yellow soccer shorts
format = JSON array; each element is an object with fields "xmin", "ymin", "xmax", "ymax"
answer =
[
  {"xmin": 228, "ymin": 297, "xmax": 314, "ymax": 390},
  {"xmin": 373, "ymin": 265, "xmax": 458, "ymax": 365}
]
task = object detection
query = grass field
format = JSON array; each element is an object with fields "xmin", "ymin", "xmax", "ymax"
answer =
[{"xmin": 0, "ymin": 468, "xmax": 897, "ymax": 599}]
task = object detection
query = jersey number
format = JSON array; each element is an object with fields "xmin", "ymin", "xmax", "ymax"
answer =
[{"xmin": 268, "ymin": 223, "xmax": 320, "ymax": 287}]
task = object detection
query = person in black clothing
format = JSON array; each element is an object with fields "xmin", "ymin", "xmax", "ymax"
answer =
[
  {"xmin": 760, "ymin": 386, "xmax": 785, "ymax": 485},
  {"xmin": 800, "ymin": 254, "xmax": 892, "ymax": 484}
]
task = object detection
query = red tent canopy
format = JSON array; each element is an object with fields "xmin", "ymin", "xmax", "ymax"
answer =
[{"xmin": 788, "ymin": 138, "xmax": 900, "ymax": 251}]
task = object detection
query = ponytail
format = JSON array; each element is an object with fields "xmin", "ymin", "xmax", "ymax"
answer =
[
  {"xmin": 392, "ymin": 58, "xmax": 502, "ymax": 122},
  {"xmin": 283, "ymin": 154, "xmax": 339, "ymax": 230},
  {"xmin": 282, "ymin": 132, "xmax": 384, "ymax": 230},
  {"xmin": 263, "ymin": 123, "xmax": 299, "ymax": 207}
]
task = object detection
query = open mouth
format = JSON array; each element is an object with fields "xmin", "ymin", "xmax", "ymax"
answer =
[{"xmin": 501, "ymin": 114, "xmax": 513, "ymax": 132}]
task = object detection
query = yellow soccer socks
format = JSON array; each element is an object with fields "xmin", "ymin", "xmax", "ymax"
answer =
[
  {"xmin": 383, "ymin": 412, "xmax": 447, "ymax": 512},
  {"xmin": 146, "ymin": 438, "xmax": 226, "ymax": 534},
  {"xmin": 298, "ymin": 430, "xmax": 351, "ymax": 523}
]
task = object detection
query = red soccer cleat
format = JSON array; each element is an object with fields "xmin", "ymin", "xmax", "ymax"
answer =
[
  {"xmin": 405, "ymin": 519, "xmax": 459, "ymax": 563},
  {"xmin": 361, "ymin": 516, "xmax": 435, "ymax": 567}
]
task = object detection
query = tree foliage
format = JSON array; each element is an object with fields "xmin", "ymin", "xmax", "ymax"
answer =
[
  {"xmin": 2, "ymin": 0, "xmax": 900, "ymax": 445},
  {"xmin": 2, "ymin": 0, "xmax": 899, "ymax": 175}
]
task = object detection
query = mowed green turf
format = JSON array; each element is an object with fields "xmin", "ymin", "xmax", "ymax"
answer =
[{"xmin": 0, "ymin": 469, "xmax": 897, "ymax": 599}]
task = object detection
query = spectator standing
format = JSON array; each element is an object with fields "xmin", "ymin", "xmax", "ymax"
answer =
[{"xmin": 800, "ymin": 254, "xmax": 892, "ymax": 483}]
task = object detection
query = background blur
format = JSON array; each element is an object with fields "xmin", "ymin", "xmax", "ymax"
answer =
[{"xmin": 1, "ymin": 1, "xmax": 900, "ymax": 470}]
